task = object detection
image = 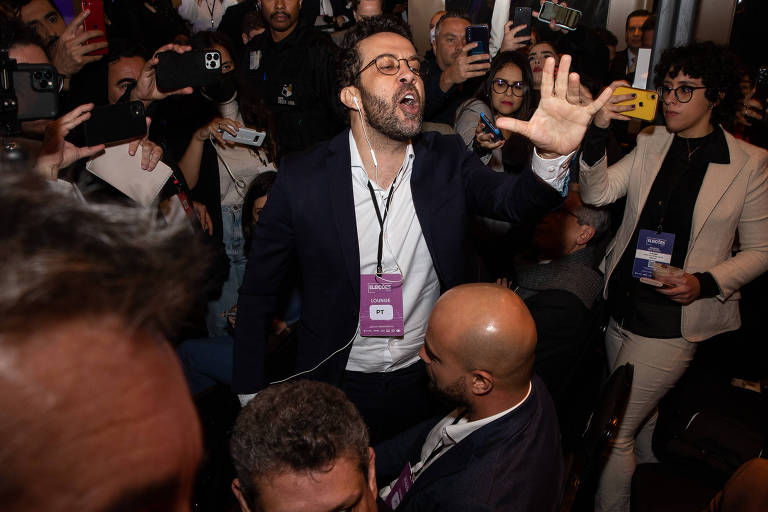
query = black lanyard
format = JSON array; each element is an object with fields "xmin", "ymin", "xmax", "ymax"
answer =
[{"xmin": 367, "ymin": 177, "xmax": 397, "ymax": 276}]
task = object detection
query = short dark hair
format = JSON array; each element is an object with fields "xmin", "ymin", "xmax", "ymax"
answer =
[
  {"xmin": 0, "ymin": 16, "xmax": 45, "ymax": 51},
  {"xmin": 0, "ymin": 170, "xmax": 211, "ymax": 337},
  {"xmin": 434, "ymin": 11, "xmax": 471, "ymax": 40},
  {"xmin": 7, "ymin": 0, "xmax": 61, "ymax": 18},
  {"xmin": 241, "ymin": 9, "xmax": 264, "ymax": 35},
  {"xmin": 653, "ymin": 41, "xmax": 742, "ymax": 126},
  {"xmin": 626, "ymin": 9, "xmax": 651, "ymax": 29},
  {"xmin": 338, "ymin": 15, "xmax": 413, "ymax": 90},
  {"xmin": 105, "ymin": 38, "xmax": 149, "ymax": 64},
  {"xmin": 641, "ymin": 15, "xmax": 656, "ymax": 32},
  {"xmin": 230, "ymin": 381, "xmax": 370, "ymax": 508},
  {"xmin": 591, "ymin": 27, "xmax": 618, "ymax": 48},
  {"xmin": 242, "ymin": 170, "xmax": 276, "ymax": 250}
]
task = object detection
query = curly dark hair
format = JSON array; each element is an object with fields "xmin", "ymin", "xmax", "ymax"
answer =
[
  {"xmin": 336, "ymin": 15, "xmax": 413, "ymax": 122},
  {"xmin": 230, "ymin": 380, "xmax": 369, "ymax": 509},
  {"xmin": 652, "ymin": 41, "xmax": 743, "ymax": 126}
]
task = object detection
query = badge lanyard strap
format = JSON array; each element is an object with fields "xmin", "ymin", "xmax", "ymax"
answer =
[{"xmin": 367, "ymin": 177, "xmax": 397, "ymax": 277}]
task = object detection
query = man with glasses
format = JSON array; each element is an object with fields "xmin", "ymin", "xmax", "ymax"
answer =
[{"xmin": 233, "ymin": 15, "xmax": 615, "ymax": 442}]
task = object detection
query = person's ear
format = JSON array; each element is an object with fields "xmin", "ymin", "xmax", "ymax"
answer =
[
  {"xmin": 431, "ymin": 37, "xmax": 438, "ymax": 56},
  {"xmin": 367, "ymin": 447, "xmax": 378, "ymax": 496},
  {"xmin": 470, "ymin": 370, "xmax": 494, "ymax": 396},
  {"xmin": 575, "ymin": 224, "xmax": 595, "ymax": 247},
  {"xmin": 232, "ymin": 478, "xmax": 254, "ymax": 512},
  {"xmin": 242, "ymin": 33, "xmax": 249, "ymax": 45},
  {"xmin": 340, "ymin": 85, "xmax": 360, "ymax": 110}
]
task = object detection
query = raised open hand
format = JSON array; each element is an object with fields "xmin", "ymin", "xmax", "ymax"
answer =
[{"xmin": 496, "ymin": 55, "xmax": 613, "ymax": 157}]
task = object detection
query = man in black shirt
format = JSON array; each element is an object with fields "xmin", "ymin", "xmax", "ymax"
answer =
[{"xmin": 244, "ymin": 0, "xmax": 342, "ymax": 155}]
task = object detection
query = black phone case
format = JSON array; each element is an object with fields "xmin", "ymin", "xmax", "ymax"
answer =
[
  {"xmin": 66, "ymin": 101, "xmax": 146, "ymax": 147},
  {"xmin": 513, "ymin": 7, "xmax": 532, "ymax": 38},
  {"xmin": 465, "ymin": 25, "xmax": 490, "ymax": 57},
  {"xmin": 13, "ymin": 64, "xmax": 59, "ymax": 121},
  {"xmin": 156, "ymin": 50, "xmax": 222, "ymax": 91}
]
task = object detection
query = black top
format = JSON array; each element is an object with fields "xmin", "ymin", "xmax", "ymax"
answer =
[
  {"xmin": 423, "ymin": 57, "xmax": 483, "ymax": 125},
  {"xmin": 243, "ymin": 25, "xmax": 342, "ymax": 156},
  {"xmin": 583, "ymin": 125, "xmax": 729, "ymax": 337}
]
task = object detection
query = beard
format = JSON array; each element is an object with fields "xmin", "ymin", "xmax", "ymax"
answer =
[
  {"xmin": 428, "ymin": 374, "xmax": 470, "ymax": 409},
  {"xmin": 358, "ymin": 82, "xmax": 423, "ymax": 141}
]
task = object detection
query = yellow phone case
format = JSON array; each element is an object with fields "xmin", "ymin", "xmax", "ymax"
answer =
[{"xmin": 612, "ymin": 86, "xmax": 659, "ymax": 121}]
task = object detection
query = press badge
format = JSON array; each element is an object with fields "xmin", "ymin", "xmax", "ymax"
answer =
[
  {"xmin": 359, "ymin": 274, "xmax": 404, "ymax": 336},
  {"xmin": 632, "ymin": 229, "xmax": 675, "ymax": 279},
  {"xmin": 384, "ymin": 463, "xmax": 414, "ymax": 510}
]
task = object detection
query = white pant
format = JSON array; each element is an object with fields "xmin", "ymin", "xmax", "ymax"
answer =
[{"xmin": 595, "ymin": 319, "xmax": 698, "ymax": 512}]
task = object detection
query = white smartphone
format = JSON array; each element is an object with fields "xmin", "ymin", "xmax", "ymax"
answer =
[
  {"xmin": 221, "ymin": 127, "xmax": 266, "ymax": 147},
  {"xmin": 537, "ymin": 1, "xmax": 582, "ymax": 31}
]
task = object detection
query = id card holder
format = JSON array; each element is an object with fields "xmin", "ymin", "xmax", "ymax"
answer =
[
  {"xmin": 359, "ymin": 274, "xmax": 404, "ymax": 337},
  {"xmin": 384, "ymin": 463, "xmax": 413, "ymax": 510},
  {"xmin": 632, "ymin": 229, "xmax": 675, "ymax": 279}
]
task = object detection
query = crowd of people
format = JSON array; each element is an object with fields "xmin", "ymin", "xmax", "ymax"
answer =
[{"xmin": 1, "ymin": 0, "xmax": 767, "ymax": 511}]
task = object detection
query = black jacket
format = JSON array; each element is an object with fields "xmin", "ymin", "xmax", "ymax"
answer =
[
  {"xmin": 232, "ymin": 129, "xmax": 562, "ymax": 393},
  {"xmin": 243, "ymin": 25, "xmax": 342, "ymax": 156},
  {"xmin": 375, "ymin": 375, "xmax": 564, "ymax": 512}
]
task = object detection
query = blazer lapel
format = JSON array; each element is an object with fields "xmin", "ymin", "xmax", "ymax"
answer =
[
  {"xmin": 327, "ymin": 130, "xmax": 361, "ymax": 299},
  {"xmin": 690, "ymin": 133, "xmax": 747, "ymax": 245},
  {"xmin": 410, "ymin": 135, "xmax": 437, "ymax": 273}
]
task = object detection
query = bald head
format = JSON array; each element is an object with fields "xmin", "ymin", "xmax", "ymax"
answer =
[{"xmin": 425, "ymin": 284, "xmax": 537, "ymax": 392}]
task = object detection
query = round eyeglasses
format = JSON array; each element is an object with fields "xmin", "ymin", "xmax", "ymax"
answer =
[
  {"xmin": 355, "ymin": 54, "xmax": 422, "ymax": 78},
  {"xmin": 657, "ymin": 85, "xmax": 707, "ymax": 103},
  {"xmin": 492, "ymin": 79, "xmax": 527, "ymax": 97}
]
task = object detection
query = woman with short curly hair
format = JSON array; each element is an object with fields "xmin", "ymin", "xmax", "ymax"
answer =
[{"xmin": 579, "ymin": 41, "xmax": 768, "ymax": 512}]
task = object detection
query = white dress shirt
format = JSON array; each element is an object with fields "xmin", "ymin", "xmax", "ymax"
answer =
[
  {"xmin": 380, "ymin": 381, "xmax": 533, "ymax": 499},
  {"xmin": 345, "ymin": 134, "xmax": 572, "ymax": 374}
]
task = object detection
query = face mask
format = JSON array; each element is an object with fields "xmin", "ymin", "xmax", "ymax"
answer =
[
  {"xmin": 203, "ymin": 72, "xmax": 237, "ymax": 103},
  {"xmin": 429, "ymin": 27, "xmax": 436, "ymax": 46}
]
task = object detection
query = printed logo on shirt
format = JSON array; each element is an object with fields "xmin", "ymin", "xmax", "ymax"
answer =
[{"xmin": 278, "ymin": 83, "xmax": 296, "ymax": 106}]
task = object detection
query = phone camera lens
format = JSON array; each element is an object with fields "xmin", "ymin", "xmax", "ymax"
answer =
[
  {"xmin": 43, "ymin": 71, "xmax": 51, "ymax": 79},
  {"xmin": 206, "ymin": 54, "xmax": 212, "ymax": 61},
  {"xmin": 33, "ymin": 71, "xmax": 41, "ymax": 79}
]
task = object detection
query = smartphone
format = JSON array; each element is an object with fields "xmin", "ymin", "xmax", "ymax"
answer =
[
  {"xmin": 479, "ymin": 111, "xmax": 503, "ymax": 142},
  {"xmin": 512, "ymin": 7, "xmax": 533, "ymax": 38},
  {"xmin": 81, "ymin": 0, "xmax": 108, "ymax": 56},
  {"xmin": 66, "ymin": 101, "xmax": 146, "ymax": 147},
  {"xmin": 12, "ymin": 64, "xmax": 59, "ymax": 120},
  {"xmin": 156, "ymin": 50, "xmax": 222, "ymax": 91},
  {"xmin": 465, "ymin": 25, "xmax": 490, "ymax": 63},
  {"xmin": 537, "ymin": 1, "xmax": 582, "ymax": 31},
  {"xmin": 612, "ymin": 86, "xmax": 658, "ymax": 121},
  {"xmin": 221, "ymin": 127, "xmax": 266, "ymax": 147}
]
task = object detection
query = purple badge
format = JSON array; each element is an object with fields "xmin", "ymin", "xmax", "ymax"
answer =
[
  {"xmin": 359, "ymin": 273, "xmax": 404, "ymax": 337},
  {"xmin": 384, "ymin": 463, "xmax": 413, "ymax": 510}
]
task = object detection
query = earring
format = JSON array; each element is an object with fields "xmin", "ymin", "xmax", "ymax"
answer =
[{"xmin": 707, "ymin": 104, "xmax": 714, "ymax": 110}]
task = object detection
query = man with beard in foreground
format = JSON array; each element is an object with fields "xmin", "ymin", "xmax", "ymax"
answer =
[
  {"xmin": 375, "ymin": 284, "xmax": 563, "ymax": 511},
  {"xmin": 233, "ymin": 16, "xmax": 613, "ymax": 442}
]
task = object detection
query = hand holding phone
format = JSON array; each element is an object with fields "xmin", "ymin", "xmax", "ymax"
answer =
[
  {"xmin": 49, "ymin": 9, "xmax": 108, "ymax": 77},
  {"xmin": 536, "ymin": 1, "xmax": 582, "ymax": 31},
  {"xmin": 65, "ymin": 101, "xmax": 147, "ymax": 147},
  {"xmin": 512, "ymin": 7, "xmax": 532, "ymax": 38},
  {"xmin": 156, "ymin": 50, "xmax": 222, "ymax": 91},
  {"xmin": 81, "ymin": 0, "xmax": 108, "ymax": 56},
  {"xmin": 465, "ymin": 25, "xmax": 490, "ymax": 64},
  {"xmin": 479, "ymin": 111, "xmax": 503, "ymax": 142},
  {"xmin": 612, "ymin": 86, "xmax": 658, "ymax": 121}
]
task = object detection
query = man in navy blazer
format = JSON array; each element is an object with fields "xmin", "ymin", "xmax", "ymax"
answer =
[
  {"xmin": 233, "ymin": 16, "xmax": 614, "ymax": 440},
  {"xmin": 375, "ymin": 284, "xmax": 563, "ymax": 511}
]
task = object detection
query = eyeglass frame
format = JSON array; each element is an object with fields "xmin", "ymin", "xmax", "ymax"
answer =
[
  {"xmin": 656, "ymin": 85, "xmax": 707, "ymax": 104},
  {"xmin": 354, "ymin": 54, "xmax": 422, "ymax": 78},
  {"xmin": 491, "ymin": 78, "xmax": 527, "ymax": 97}
]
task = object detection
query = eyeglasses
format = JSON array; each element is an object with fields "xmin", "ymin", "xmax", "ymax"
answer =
[
  {"xmin": 355, "ymin": 54, "xmax": 421, "ymax": 78},
  {"xmin": 657, "ymin": 85, "xmax": 707, "ymax": 103},
  {"xmin": 492, "ymin": 79, "xmax": 527, "ymax": 97}
]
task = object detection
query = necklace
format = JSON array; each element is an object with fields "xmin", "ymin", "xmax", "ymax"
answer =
[
  {"xmin": 686, "ymin": 139, "xmax": 702, "ymax": 161},
  {"xmin": 204, "ymin": 0, "xmax": 215, "ymax": 28}
]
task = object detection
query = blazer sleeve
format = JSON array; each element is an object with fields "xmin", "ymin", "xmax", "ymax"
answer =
[
  {"xmin": 579, "ymin": 134, "xmax": 640, "ymax": 206},
  {"xmin": 457, "ymin": 136, "xmax": 562, "ymax": 222},
  {"xmin": 232, "ymin": 166, "xmax": 296, "ymax": 393},
  {"xmin": 708, "ymin": 148, "xmax": 768, "ymax": 300}
]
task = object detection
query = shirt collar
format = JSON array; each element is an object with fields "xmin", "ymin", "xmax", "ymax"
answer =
[
  {"xmin": 440, "ymin": 380, "xmax": 533, "ymax": 447},
  {"xmin": 349, "ymin": 130, "xmax": 415, "ymax": 192}
]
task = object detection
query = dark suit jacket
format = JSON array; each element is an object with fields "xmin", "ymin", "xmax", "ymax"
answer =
[
  {"xmin": 232, "ymin": 130, "xmax": 562, "ymax": 393},
  {"xmin": 375, "ymin": 375, "xmax": 564, "ymax": 511}
]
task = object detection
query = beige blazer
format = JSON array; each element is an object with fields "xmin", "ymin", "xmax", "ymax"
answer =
[{"xmin": 580, "ymin": 126, "xmax": 768, "ymax": 341}]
